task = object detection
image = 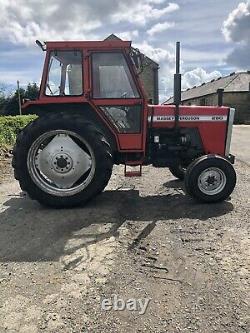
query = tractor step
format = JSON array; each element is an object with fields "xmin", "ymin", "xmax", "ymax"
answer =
[{"xmin": 124, "ymin": 163, "xmax": 142, "ymax": 177}]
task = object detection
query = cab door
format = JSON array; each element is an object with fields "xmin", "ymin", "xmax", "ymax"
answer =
[{"xmin": 90, "ymin": 51, "xmax": 145, "ymax": 151}]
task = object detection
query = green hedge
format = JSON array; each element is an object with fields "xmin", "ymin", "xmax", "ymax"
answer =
[{"xmin": 0, "ymin": 115, "xmax": 37, "ymax": 146}]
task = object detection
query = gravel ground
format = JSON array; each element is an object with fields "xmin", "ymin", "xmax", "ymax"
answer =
[
  {"xmin": 0, "ymin": 153, "xmax": 249, "ymax": 332},
  {"xmin": 0, "ymin": 124, "xmax": 250, "ymax": 332}
]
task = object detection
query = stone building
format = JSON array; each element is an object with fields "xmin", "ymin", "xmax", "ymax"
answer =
[
  {"xmin": 105, "ymin": 34, "xmax": 159, "ymax": 104},
  {"xmin": 165, "ymin": 71, "xmax": 250, "ymax": 124}
]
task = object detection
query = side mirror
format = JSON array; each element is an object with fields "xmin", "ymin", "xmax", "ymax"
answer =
[{"xmin": 36, "ymin": 40, "xmax": 46, "ymax": 51}]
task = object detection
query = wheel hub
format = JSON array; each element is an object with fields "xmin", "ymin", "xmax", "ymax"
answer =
[
  {"xmin": 198, "ymin": 167, "xmax": 226, "ymax": 195},
  {"xmin": 206, "ymin": 175, "xmax": 217, "ymax": 186},
  {"xmin": 52, "ymin": 153, "xmax": 73, "ymax": 173}
]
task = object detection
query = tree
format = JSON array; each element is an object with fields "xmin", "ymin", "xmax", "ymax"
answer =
[
  {"xmin": 2, "ymin": 83, "xmax": 39, "ymax": 116},
  {"xmin": 0, "ymin": 94, "xmax": 6, "ymax": 115},
  {"xmin": 0, "ymin": 84, "xmax": 7, "ymax": 115},
  {"xmin": 24, "ymin": 83, "xmax": 39, "ymax": 100}
]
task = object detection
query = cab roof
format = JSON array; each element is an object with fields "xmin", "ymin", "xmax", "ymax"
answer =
[{"xmin": 45, "ymin": 40, "xmax": 131, "ymax": 50}]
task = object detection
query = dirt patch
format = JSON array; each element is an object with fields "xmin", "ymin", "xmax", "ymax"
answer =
[{"xmin": 0, "ymin": 162, "xmax": 249, "ymax": 332}]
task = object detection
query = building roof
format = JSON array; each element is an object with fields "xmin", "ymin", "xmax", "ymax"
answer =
[
  {"xmin": 104, "ymin": 34, "xmax": 122, "ymax": 42},
  {"xmin": 165, "ymin": 71, "xmax": 250, "ymax": 104},
  {"xmin": 104, "ymin": 34, "xmax": 159, "ymax": 68}
]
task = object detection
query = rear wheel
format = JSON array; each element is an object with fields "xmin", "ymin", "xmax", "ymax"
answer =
[
  {"xmin": 184, "ymin": 155, "xmax": 236, "ymax": 203},
  {"xmin": 12, "ymin": 113, "xmax": 113, "ymax": 208},
  {"xmin": 169, "ymin": 163, "xmax": 186, "ymax": 180}
]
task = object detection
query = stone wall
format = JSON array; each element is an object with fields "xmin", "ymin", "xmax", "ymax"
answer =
[
  {"xmin": 224, "ymin": 92, "xmax": 250, "ymax": 124},
  {"xmin": 182, "ymin": 92, "xmax": 250, "ymax": 124},
  {"xmin": 139, "ymin": 64, "xmax": 159, "ymax": 104}
]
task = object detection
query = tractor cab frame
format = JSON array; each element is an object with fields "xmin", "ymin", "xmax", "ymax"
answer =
[{"xmin": 24, "ymin": 40, "xmax": 149, "ymax": 157}]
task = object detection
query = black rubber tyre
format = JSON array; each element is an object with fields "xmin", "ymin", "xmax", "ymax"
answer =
[
  {"xmin": 169, "ymin": 164, "xmax": 186, "ymax": 180},
  {"xmin": 184, "ymin": 155, "xmax": 236, "ymax": 203},
  {"xmin": 12, "ymin": 112, "xmax": 113, "ymax": 208}
]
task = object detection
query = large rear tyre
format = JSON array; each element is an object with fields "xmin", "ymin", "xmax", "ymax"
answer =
[
  {"xmin": 12, "ymin": 113, "xmax": 113, "ymax": 208},
  {"xmin": 184, "ymin": 155, "xmax": 236, "ymax": 203}
]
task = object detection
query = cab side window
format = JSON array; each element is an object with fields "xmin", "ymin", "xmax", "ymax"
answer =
[{"xmin": 92, "ymin": 53, "xmax": 139, "ymax": 99}]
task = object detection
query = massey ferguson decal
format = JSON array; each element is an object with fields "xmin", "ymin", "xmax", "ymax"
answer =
[{"xmin": 149, "ymin": 115, "xmax": 227, "ymax": 122}]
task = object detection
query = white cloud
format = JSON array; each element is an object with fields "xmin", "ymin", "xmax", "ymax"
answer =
[
  {"xmin": 182, "ymin": 48, "xmax": 226, "ymax": 64},
  {"xmin": 158, "ymin": 67, "xmax": 222, "ymax": 102},
  {"xmin": 222, "ymin": 1, "xmax": 250, "ymax": 42},
  {"xmin": 0, "ymin": 70, "xmax": 40, "ymax": 86},
  {"xmin": 222, "ymin": 1, "xmax": 250, "ymax": 68},
  {"xmin": 182, "ymin": 67, "xmax": 221, "ymax": 90},
  {"xmin": 133, "ymin": 41, "xmax": 176, "ymax": 100},
  {"xmin": 0, "ymin": 1, "xmax": 179, "ymax": 45},
  {"xmin": 0, "ymin": 0, "xmax": 105, "ymax": 45},
  {"xmin": 116, "ymin": 30, "xmax": 139, "ymax": 40},
  {"xmin": 147, "ymin": 22, "xmax": 175, "ymax": 36},
  {"xmin": 111, "ymin": 2, "xmax": 179, "ymax": 26},
  {"xmin": 149, "ymin": 0, "xmax": 169, "ymax": 3},
  {"xmin": 134, "ymin": 41, "xmax": 175, "ymax": 63}
]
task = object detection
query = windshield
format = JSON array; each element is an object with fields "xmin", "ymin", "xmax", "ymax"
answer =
[{"xmin": 46, "ymin": 51, "xmax": 83, "ymax": 96}]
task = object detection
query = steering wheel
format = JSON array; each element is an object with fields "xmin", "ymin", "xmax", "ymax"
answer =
[{"xmin": 46, "ymin": 83, "xmax": 59, "ymax": 96}]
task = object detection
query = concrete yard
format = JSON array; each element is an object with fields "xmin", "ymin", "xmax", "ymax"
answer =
[
  {"xmin": 231, "ymin": 125, "xmax": 250, "ymax": 165},
  {"xmin": 0, "ymin": 126, "xmax": 249, "ymax": 333}
]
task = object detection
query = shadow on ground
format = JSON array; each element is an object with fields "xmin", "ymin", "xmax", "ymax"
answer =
[{"xmin": 0, "ymin": 181, "xmax": 234, "ymax": 263}]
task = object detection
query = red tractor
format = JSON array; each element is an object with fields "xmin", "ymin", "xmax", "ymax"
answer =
[{"xmin": 12, "ymin": 39, "xmax": 236, "ymax": 208}]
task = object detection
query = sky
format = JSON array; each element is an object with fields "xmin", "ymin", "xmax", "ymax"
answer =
[{"xmin": 0, "ymin": 0, "xmax": 249, "ymax": 101}]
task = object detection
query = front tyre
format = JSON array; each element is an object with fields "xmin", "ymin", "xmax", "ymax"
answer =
[
  {"xmin": 12, "ymin": 113, "xmax": 113, "ymax": 208},
  {"xmin": 184, "ymin": 155, "xmax": 236, "ymax": 203}
]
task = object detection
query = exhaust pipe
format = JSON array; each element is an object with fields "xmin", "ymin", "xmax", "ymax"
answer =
[{"xmin": 174, "ymin": 42, "xmax": 181, "ymax": 127}]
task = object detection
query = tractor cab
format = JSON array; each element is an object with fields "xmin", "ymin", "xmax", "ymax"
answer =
[{"xmin": 25, "ymin": 40, "xmax": 148, "ymax": 154}]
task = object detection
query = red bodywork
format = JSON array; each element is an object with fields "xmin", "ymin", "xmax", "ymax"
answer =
[
  {"xmin": 22, "ymin": 40, "xmax": 230, "ymax": 160},
  {"xmin": 149, "ymin": 105, "xmax": 229, "ymax": 156}
]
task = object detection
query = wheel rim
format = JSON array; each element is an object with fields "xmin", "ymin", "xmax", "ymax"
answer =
[
  {"xmin": 198, "ymin": 167, "xmax": 226, "ymax": 196},
  {"xmin": 27, "ymin": 130, "xmax": 96, "ymax": 197}
]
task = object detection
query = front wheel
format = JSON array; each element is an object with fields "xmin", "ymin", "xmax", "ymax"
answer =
[
  {"xmin": 12, "ymin": 113, "xmax": 113, "ymax": 208},
  {"xmin": 184, "ymin": 155, "xmax": 236, "ymax": 203}
]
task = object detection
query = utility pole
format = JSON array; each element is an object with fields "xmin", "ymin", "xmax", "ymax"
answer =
[{"xmin": 17, "ymin": 80, "xmax": 22, "ymax": 115}]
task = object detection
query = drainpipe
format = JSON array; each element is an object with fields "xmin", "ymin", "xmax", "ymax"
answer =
[
  {"xmin": 153, "ymin": 66, "xmax": 159, "ymax": 104},
  {"xmin": 217, "ymin": 88, "xmax": 224, "ymax": 106}
]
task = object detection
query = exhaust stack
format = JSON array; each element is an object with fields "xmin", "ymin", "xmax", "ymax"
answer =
[
  {"xmin": 174, "ymin": 41, "xmax": 181, "ymax": 106},
  {"xmin": 174, "ymin": 42, "xmax": 181, "ymax": 127}
]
